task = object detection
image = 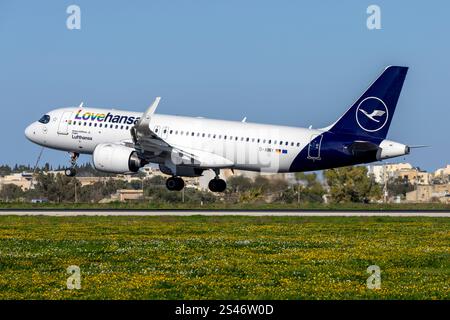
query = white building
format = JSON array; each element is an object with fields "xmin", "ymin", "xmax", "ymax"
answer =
[{"xmin": 367, "ymin": 162, "xmax": 413, "ymax": 184}]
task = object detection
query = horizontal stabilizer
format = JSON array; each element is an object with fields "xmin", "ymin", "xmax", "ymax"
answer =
[{"xmin": 347, "ymin": 141, "xmax": 379, "ymax": 161}]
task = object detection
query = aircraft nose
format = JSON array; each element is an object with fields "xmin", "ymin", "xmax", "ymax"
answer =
[{"xmin": 25, "ymin": 124, "xmax": 36, "ymax": 141}]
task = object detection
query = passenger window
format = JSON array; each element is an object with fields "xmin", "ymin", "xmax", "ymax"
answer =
[
  {"xmin": 115, "ymin": 125, "xmax": 118, "ymax": 129},
  {"xmin": 191, "ymin": 132, "xmax": 195, "ymax": 136},
  {"xmin": 224, "ymin": 135, "xmax": 227, "ymax": 139},
  {"xmin": 235, "ymin": 137, "xmax": 238, "ymax": 141},
  {"xmin": 279, "ymin": 141, "xmax": 283, "ymax": 145},
  {"xmin": 257, "ymin": 139, "xmax": 260, "ymax": 143},
  {"xmin": 246, "ymin": 137, "xmax": 249, "ymax": 142},
  {"xmin": 126, "ymin": 126, "xmax": 129, "ymax": 130},
  {"xmin": 268, "ymin": 139, "xmax": 271, "ymax": 144},
  {"xmin": 297, "ymin": 142, "xmax": 300, "ymax": 147},
  {"xmin": 121, "ymin": 126, "xmax": 124, "ymax": 130},
  {"xmin": 285, "ymin": 141, "xmax": 288, "ymax": 146},
  {"xmin": 202, "ymin": 133, "xmax": 205, "ymax": 137}
]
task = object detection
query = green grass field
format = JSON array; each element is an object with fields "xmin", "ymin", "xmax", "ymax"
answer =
[
  {"xmin": 1, "ymin": 201, "xmax": 450, "ymax": 210},
  {"xmin": 0, "ymin": 216, "xmax": 448, "ymax": 299}
]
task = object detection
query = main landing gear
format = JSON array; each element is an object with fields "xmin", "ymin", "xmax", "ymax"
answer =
[
  {"xmin": 208, "ymin": 178, "xmax": 226, "ymax": 192},
  {"xmin": 166, "ymin": 176, "xmax": 185, "ymax": 191},
  {"xmin": 208, "ymin": 169, "xmax": 226, "ymax": 192},
  {"xmin": 64, "ymin": 152, "xmax": 79, "ymax": 177},
  {"xmin": 165, "ymin": 170, "xmax": 227, "ymax": 193}
]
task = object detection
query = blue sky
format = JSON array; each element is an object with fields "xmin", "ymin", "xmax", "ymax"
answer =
[{"xmin": 1, "ymin": 1, "xmax": 449, "ymax": 171}]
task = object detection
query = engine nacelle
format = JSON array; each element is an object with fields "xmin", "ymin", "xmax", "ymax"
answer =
[
  {"xmin": 93, "ymin": 143, "xmax": 143, "ymax": 173},
  {"xmin": 376, "ymin": 139, "xmax": 410, "ymax": 160}
]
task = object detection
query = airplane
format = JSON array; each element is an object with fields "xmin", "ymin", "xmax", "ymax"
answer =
[{"xmin": 25, "ymin": 66, "xmax": 413, "ymax": 192}]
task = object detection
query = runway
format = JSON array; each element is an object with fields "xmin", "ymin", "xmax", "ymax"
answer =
[{"xmin": 0, "ymin": 210, "xmax": 449, "ymax": 217}]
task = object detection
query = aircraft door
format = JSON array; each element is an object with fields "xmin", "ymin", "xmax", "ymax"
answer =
[
  {"xmin": 307, "ymin": 134, "xmax": 323, "ymax": 160},
  {"xmin": 57, "ymin": 111, "xmax": 73, "ymax": 135}
]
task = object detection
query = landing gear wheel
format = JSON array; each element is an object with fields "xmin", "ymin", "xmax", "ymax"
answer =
[
  {"xmin": 65, "ymin": 152, "xmax": 80, "ymax": 177},
  {"xmin": 65, "ymin": 168, "xmax": 76, "ymax": 177},
  {"xmin": 166, "ymin": 177, "xmax": 185, "ymax": 191},
  {"xmin": 208, "ymin": 178, "xmax": 226, "ymax": 192}
]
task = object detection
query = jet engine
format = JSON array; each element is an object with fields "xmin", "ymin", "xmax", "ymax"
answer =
[{"xmin": 93, "ymin": 143, "xmax": 144, "ymax": 173}]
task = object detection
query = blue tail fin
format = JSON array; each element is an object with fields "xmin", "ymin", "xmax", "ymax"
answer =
[{"xmin": 328, "ymin": 66, "xmax": 408, "ymax": 140}]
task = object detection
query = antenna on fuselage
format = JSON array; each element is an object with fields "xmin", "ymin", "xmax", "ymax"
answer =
[
  {"xmin": 78, "ymin": 102, "xmax": 84, "ymax": 108},
  {"xmin": 241, "ymin": 117, "xmax": 247, "ymax": 123}
]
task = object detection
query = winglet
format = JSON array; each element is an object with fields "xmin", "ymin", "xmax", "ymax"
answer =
[
  {"xmin": 132, "ymin": 97, "xmax": 161, "ymax": 144},
  {"xmin": 144, "ymin": 97, "xmax": 161, "ymax": 121},
  {"xmin": 136, "ymin": 97, "xmax": 161, "ymax": 127}
]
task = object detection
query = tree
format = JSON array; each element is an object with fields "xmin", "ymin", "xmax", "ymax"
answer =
[
  {"xmin": 0, "ymin": 165, "xmax": 12, "ymax": 177},
  {"xmin": 227, "ymin": 176, "xmax": 254, "ymax": 193},
  {"xmin": 387, "ymin": 176, "xmax": 415, "ymax": 197},
  {"xmin": 0, "ymin": 184, "xmax": 24, "ymax": 201},
  {"xmin": 324, "ymin": 166, "xmax": 381, "ymax": 203},
  {"xmin": 34, "ymin": 173, "xmax": 81, "ymax": 203},
  {"xmin": 294, "ymin": 172, "xmax": 326, "ymax": 203}
]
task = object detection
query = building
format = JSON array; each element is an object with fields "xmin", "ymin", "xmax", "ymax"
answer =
[
  {"xmin": 367, "ymin": 163, "xmax": 413, "ymax": 184},
  {"xmin": 433, "ymin": 165, "xmax": 450, "ymax": 183},
  {"xmin": 396, "ymin": 168, "xmax": 431, "ymax": 185},
  {"xmin": 434, "ymin": 165, "xmax": 450, "ymax": 177},
  {"xmin": 101, "ymin": 189, "xmax": 144, "ymax": 202},
  {"xmin": 367, "ymin": 163, "xmax": 433, "ymax": 185},
  {"xmin": 405, "ymin": 184, "xmax": 450, "ymax": 203},
  {"xmin": 0, "ymin": 172, "xmax": 34, "ymax": 191}
]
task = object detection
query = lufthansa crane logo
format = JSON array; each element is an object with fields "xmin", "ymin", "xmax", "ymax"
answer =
[{"xmin": 355, "ymin": 97, "xmax": 388, "ymax": 132}]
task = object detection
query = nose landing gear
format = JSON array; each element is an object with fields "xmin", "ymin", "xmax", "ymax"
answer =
[
  {"xmin": 64, "ymin": 152, "xmax": 79, "ymax": 177},
  {"xmin": 166, "ymin": 176, "xmax": 185, "ymax": 191}
]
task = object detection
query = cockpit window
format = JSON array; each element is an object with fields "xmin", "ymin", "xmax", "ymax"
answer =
[{"xmin": 38, "ymin": 115, "xmax": 50, "ymax": 124}]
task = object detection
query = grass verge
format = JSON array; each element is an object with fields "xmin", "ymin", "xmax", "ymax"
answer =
[{"xmin": 0, "ymin": 215, "xmax": 448, "ymax": 299}]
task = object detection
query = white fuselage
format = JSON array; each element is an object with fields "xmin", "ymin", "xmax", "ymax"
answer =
[{"xmin": 25, "ymin": 107, "xmax": 322, "ymax": 173}]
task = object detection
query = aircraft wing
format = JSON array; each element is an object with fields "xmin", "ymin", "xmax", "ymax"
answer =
[{"xmin": 130, "ymin": 98, "xmax": 234, "ymax": 168}]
